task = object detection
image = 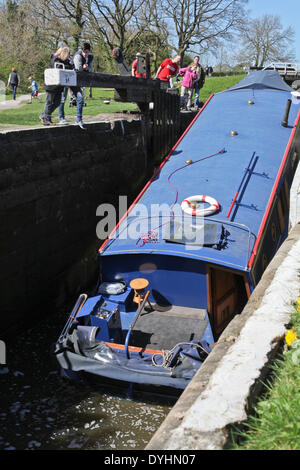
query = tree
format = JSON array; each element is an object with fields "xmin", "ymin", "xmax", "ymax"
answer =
[
  {"xmin": 237, "ymin": 14, "xmax": 295, "ymax": 67},
  {"xmin": 33, "ymin": 0, "xmax": 87, "ymax": 50},
  {"xmin": 85, "ymin": 0, "xmax": 145, "ymax": 52},
  {"xmin": 128, "ymin": 0, "xmax": 171, "ymax": 72},
  {"xmin": 214, "ymin": 42, "xmax": 233, "ymax": 72},
  {"xmin": 84, "ymin": 0, "xmax": 167, "ymax": 71},
  {"xmin": 0, "ymin": 0, "xmax": 50, "ymax": 85},
  {"xmin": 157, "ymin": 0, "xmax": 248, "ymax": 64}
]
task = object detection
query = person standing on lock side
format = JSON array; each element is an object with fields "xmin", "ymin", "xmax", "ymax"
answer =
[
  {"xmin": 71, "ymin": 42, "xmax": 94, "ymax": 129},
  {"xmin": 40, "ymin": 46, "xmax": 73, "ymax": 126}
]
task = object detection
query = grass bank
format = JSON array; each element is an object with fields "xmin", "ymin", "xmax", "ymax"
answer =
[
  {"xmin": 0, "ymin": 75, "xmax": 245, "ymax": 127},
  {"xmin": 193, "ymin": 75, "xmax": 246, "ymax": 102},
  {"xmin": 0, "ymin": 88, "xmax": 136, "ymax": 126},
  {"xmin": 173, "ymin": 74, "xmax": 246, "ymax": 103},
  {"xmin": 230, "ymin": 300, "xmax": 300, "ymax": 450}
]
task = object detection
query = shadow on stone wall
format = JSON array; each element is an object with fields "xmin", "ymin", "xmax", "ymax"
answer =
[{"xmin": 0, "ymin": 112, "xmax": 197, "ymax": 337}]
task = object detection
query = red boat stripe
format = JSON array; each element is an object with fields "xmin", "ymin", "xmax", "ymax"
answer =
[{"xmin": 248, "ymin": 109, "xmax": 300, "ymax": 268}]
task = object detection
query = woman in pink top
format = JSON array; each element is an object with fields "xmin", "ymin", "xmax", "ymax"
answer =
[{"xmin": 178, "ymin": 64, "xmax": 197, "ymax": 110}]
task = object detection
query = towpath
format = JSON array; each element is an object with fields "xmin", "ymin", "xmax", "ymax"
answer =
[
  {"xmin": 0, "ymin": 92, "xmax": 140, "ymax": 132},
  {"xmin": 0, "ymin": 93, "xmax": 35, "ymax": 110}
]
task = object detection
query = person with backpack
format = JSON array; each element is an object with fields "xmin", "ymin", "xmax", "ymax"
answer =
[
  {"xmin": 7, "ymin": 67, "xmax": 20, "ymax": 100},
  {"xmin": 39, "ymin": 46, "xmax": 73, "ymax": 126}
]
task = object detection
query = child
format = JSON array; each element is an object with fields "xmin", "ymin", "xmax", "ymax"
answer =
[
  {"xmin": 178, "ymin": 64, "xmax": 197, "ymax": 111},
  {"xmin": 27, "ymin": 76, "xmax": 41, "ymax": 103}
]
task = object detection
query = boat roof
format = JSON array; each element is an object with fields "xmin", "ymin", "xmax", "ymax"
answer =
[
  {"xmin": 225, "ymin": 70, "xmax": 293, "ymax": 92},
  {"xmin": 101, "ymin": 71, "xmax": 300, "ymax": 272}
]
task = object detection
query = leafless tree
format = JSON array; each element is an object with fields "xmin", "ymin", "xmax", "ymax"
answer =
[
  {"xmin": 32, "ymin": 0, "xmax": 87, "ymax": 49},
  {"xmin": 84, "ymin": 0, "xmax": 146, "ymax": 52},
  {"xmin": 130, "ymin": 0, "xmax": 170, "ymax": 69},
  {"xmin": 157, "ymin": 0, "xmax": 248, "ymax": 63},
  {"xmin": 214, "ymin": 42, "xmax": 234, "ymax": 71},
  {"xmin": 237, "ymin": 14, "xmax": 295, "ymax": 67}
]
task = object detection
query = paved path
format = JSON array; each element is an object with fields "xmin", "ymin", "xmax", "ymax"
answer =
[{"xmin": 0, "ymin": 93, "xmax": 40, "ymax": 110}]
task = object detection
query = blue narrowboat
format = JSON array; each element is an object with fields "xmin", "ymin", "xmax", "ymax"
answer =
[{"xmin": 55, "ymin": 71, "xmax": 300, "ymax": 391}]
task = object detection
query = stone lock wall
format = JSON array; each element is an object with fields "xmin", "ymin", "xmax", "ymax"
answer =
[{"xmin": 0, "ymin": 120, "xmax": 148, "ymax": 335}]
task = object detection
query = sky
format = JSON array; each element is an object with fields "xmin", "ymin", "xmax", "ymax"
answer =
[{"xmin": 247, "ymin": 0, "xmax": 300, "ymax": 61}]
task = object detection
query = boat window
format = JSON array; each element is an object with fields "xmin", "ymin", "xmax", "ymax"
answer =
[{"xmin": 163, "ymin": 220, "xmax": 221, "ymax": 246}]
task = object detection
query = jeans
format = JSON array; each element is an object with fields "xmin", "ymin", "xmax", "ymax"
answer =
[
  {"xmin": 69, "ymin": 87, "xmax": 84, "ymax": 122},
  {"xmin": 11, "ymin": 84, "xmax": 17, "ymax": 100},
  {"xmin": 58, "ymin": 88, "xmax": 68, "ymax": 120},
  {"xmin": 194, "ymin": 83, "xmax": 200, "ymax": 109},
  {"xmin": 42, "ymin": 91, "xmax": 62, "ymax": 123},
  {"xmin": 42, "ymin": 87, "xmax": 84, "ymax": 123},
  {"xmin": 74, "ymin": 88, "xmax": 84, "ymax": 122}
]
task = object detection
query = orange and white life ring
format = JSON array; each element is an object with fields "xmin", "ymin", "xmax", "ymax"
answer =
[{"xmin": 181, "ymin": 194, "xmax": 219, "ymax": 216}]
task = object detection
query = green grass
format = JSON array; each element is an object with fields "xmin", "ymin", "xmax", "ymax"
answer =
[
  {"xmin": 200, "ymin": 75, "xmax": 246, "ymax": 101},
  {"xmin": 230, "ymin": 304, "xmax": 300, "ymax": 450},
  {"xmin": 174, "ymin": 74, "xmax": 246, "ymax": 103},
  {"xmin": 0, "ymin": 88, "xmax": 137, "ymax": 126},
  {"xmin": 0, "ymin": 76, "xmax": 246, "ymax": 126}
]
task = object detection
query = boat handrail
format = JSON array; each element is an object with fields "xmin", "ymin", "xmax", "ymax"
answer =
[
  {"xmin": 57, "ymin": 293, "xmax": 87, "ymax": 343},
  {"xmin": 226, "ymin": 152, "xmax": 258, "ymax": 219},
  {"xmin": 110, "ymin": 214, "xmax": 256, "ymax": 269},
  {"xmin": 124, "ymin": 290, "xmax": 150, "ymax": 359}
]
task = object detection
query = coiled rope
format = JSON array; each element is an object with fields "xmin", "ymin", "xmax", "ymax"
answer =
[{"xmin": 151, "ymin": 341, "xmax": 210, "ymax": 370}]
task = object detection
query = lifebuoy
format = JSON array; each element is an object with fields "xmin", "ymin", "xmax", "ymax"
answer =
[{"xmin": 181, "ymin": 194, "xmax": 219, "ymax": 216}]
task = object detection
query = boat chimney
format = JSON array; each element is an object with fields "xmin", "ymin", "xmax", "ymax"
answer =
[{"xmin": 281, "ymin": 99, "xmax": 292, "ymax": 127}]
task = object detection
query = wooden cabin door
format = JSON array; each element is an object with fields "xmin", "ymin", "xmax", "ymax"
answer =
[{"xmin": 208, "ymin": 267, "xmax": 248, "ymax": 337}]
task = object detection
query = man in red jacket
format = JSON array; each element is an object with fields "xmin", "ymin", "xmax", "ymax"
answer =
[
  {"xmin": 155, "ymin": 55, "xmax": 181, "ymax": 87},
  {"xmin": 131, "ymin": 53, "xmax": 146, "ymax": 78}
]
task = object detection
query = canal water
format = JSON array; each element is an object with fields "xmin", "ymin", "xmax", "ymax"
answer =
[{"xmin": 0, "ymin": 310, "xmax": 173, "ymax": 450}]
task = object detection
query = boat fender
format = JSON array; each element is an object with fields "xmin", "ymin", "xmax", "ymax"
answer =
[
  {"xmin": 181, "ymin": 195, "xmax": 219, "ymax": 216},
  {"xmin": 76, "ymin": 325, "xmax": 100, "ymax": 347}
]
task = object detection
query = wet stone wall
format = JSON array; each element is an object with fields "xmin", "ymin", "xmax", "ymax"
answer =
[{"xmin": 0, "ymin": 120, "xmax": 148, "ymax": 336}]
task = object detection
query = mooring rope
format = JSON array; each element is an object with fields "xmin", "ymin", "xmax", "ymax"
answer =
[{"xmin": 151, "ymin": 341, "xmax": 210, "ymax": 370}]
